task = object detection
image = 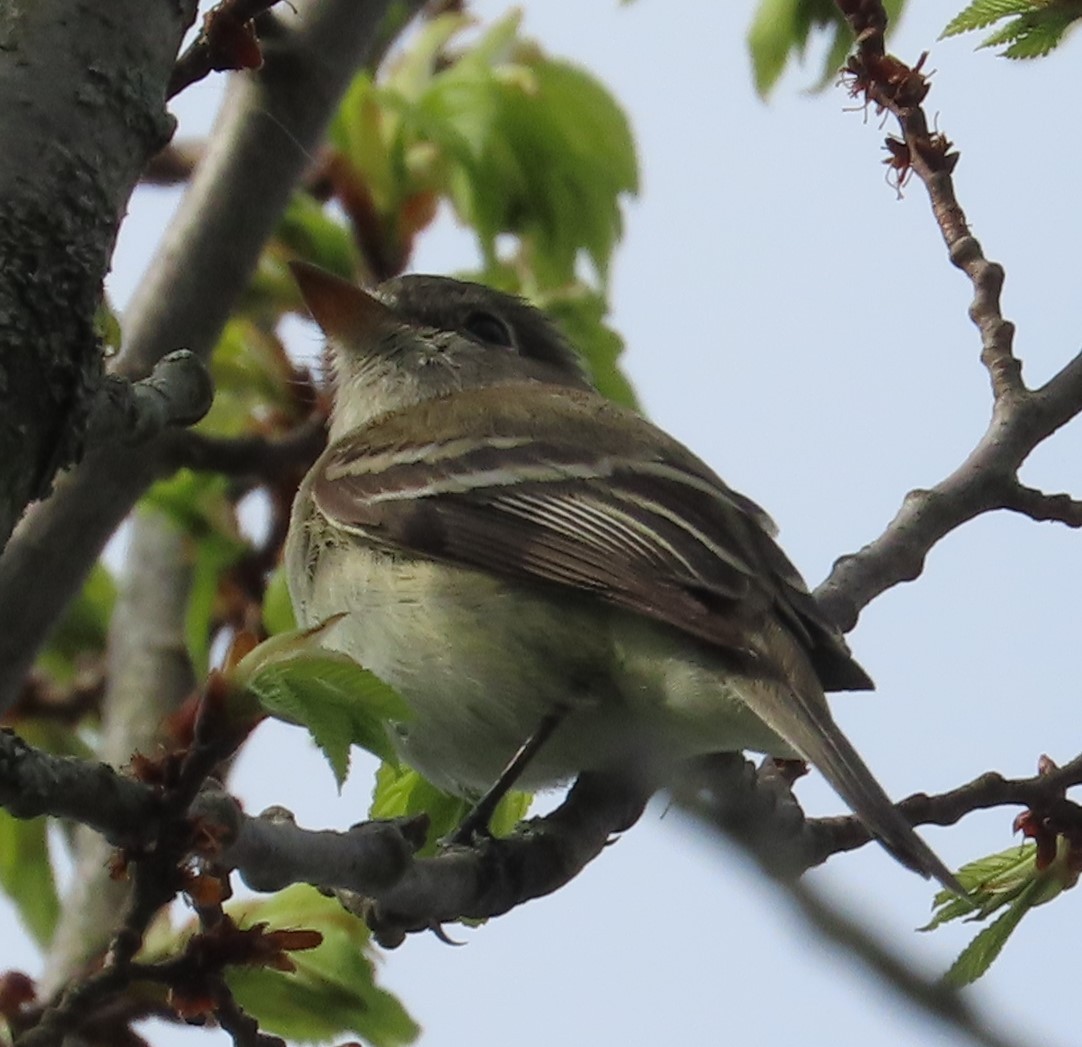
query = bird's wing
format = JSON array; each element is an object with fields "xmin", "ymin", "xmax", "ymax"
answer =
[{"xmin": 310, "ymin": 382, "xmax": 871, "ymax": 693}]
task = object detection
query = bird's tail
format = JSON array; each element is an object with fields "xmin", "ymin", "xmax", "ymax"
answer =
[{"xmin": 746, "ymin": 681, "xmax": 964, "ymax": 895}]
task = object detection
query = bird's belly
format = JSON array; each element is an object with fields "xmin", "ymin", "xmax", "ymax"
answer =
[
  {"xmin": 291, "ymin": 541, "xmax": 794, "ymax": 794},
  {"xmin": 293, "ymin": 543, "xmax": 610, "ymax": 792}
]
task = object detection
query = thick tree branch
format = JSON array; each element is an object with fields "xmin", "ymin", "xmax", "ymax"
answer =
[
  {"xmin": 196, "ymin": 791, "xmax": 423, "ymax": 897},
  {"xmin": 0, "ymin": 0, "xmax": 425, "ymax": 713},
  {"xmin": 0, "ymin": 1, "xmax": 199, "ymax": 547},
  {"xmin": 2, "ymin": 719, "xmax": 1071, "ymax": 1047},
  {"xmin": 0, "ymin": 731, "xmax": 157, "ymax": 845},
  {"xmin": 339, "ymin": 773, "xmax": 650, "ymax": 949},
  {"xmin": 781, "ymin": 876, "xmax": 1033, "ymax": 1047},
  {"xmin": 43, "ymin": 512, "xmax": 197, "ymax": 996},
  {"xmin": 815, "ymin": 3, "xmax": 1082, "ymax": 630},
  {"xmin": 0, "ymin": 737, "xmax": 648, "ymax": 951},
  {"xmin": 85, "ymin": 351, "xmax": 214, "ymax": 448}
]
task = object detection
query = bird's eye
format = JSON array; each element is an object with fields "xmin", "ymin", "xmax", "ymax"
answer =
[{"xmin": 463, "ymin": 310, "xmax": 515, "ymax": 349}]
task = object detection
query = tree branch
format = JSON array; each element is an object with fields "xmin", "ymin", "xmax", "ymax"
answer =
[
  {"xmin": 349, "ymin": 773, "xmax": 650, "ymax": 949},
  {"xmin": 197, "ymin": 792, "xmax": 423, "ymax": 897},
  {"xmin": 143, "ymin": 140, "xmax": 207, "ymax": 186},
  {"xmin": 676, "ymin": 754, "xmax": 1070, "ymax": 1047},
  {"xmin": 815, "ymin": 3, "xmax": 1082, "ymax": 630},
  {"xmin": 168, "ymin": 1, "xmax": 286, "ymax": 101},
  {"xmin": 85, "ymin": 351, "xmax": 214, "ymax": 448},
  {"xmin": 42, "ymin": 511, "xmax": 197, "ymax": 996},
  {"xmin": 781, "ymin": 876, "xmax": 1035, "ymax": 1047},
  {"xmin": 674, "ymin": 752, "xmax": 1082, "ymax": 879},
  {"xmin": 0, "ymin": 730, "xmax": 157, "ymax": 845},
  {"xmin": 0, "ymin": 1, "xmax": 199, "ymax": 547},
  {"xmin": 0, "ymin": 0, "xmax": 426, "ymax": 713},
  {"xmin": 159, "ymin": 417, "xmax": 326, "ymax": 481}
]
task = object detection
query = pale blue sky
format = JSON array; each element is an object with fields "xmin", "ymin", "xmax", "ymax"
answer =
[{"xmin": 10, "ymin": 4, "xmax": 1082, "ymax": 1046}]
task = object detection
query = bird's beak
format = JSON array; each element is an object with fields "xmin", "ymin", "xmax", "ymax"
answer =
[{"xmin": 289, "ymin": 262, "xmax": 400, "ymax": 346}]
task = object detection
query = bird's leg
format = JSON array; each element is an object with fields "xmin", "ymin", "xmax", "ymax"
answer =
[{"xmin": 448, "ymin": 706, "xmax": 567, "ymax": 845}]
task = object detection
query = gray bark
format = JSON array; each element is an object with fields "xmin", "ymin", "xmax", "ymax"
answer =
[
  {"xmin": 0, "ymin": 1, "xmax": 198, "ymax": 545},
  {"xmin": 0, "ymin": 0, "xmax": 425, "ymax": 711}
]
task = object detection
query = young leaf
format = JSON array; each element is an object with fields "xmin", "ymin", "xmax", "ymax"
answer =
[
  {"xmin": 36, "ymin": 562, "xmax": 116, "ymax": 683},
  {"xmin": 202, "ymin": 319, "xmax": 302, "ymax": 438},
  {"xmin": 0, "ymin": 812, "xmax": 58, "ymax": 947},
  {"xmin": 942, "ymin": 879, "xmax": 1039, "ymax": 988},
  {"xmin": 144, "ymin": 471, "xmax": 249, "ymax": 674},
  {"xmin": 538, "ymin": 283, "xmax": 637, "ymax": 409},
  {"xmin": 261, "ymin": 566, "xmax": 297, "ymax": 636},
  {"xmin": 747, "ymin": 0, "xmax": 907, "ymax": 98},
  {"xmin": 235, "ymin": 628, "xmax": 412, "ymax": 787},
  {"xmin": 153, "ymin": 885, "xmax": 421, "ymax": 1046},
  {"xmin": 370, "ymin": 763, "xmax": 471, "ymax": 854},
  {"xmin": 275, "ymin": 192, "xmax": 361, "ymax": 281},
  {"xmin": 402, "ymin": 12, "xmax": 637, "ymax": 285},
  {"xmin": 747, "ymin": 0, "xmax": 803, "ymax": 97},
  {"xmin": 371, "ymin": 763, "xmax": 531, "ymax": 854},
  {"xmin": 998, "ymin": 11, "xmax": 1078, "ymax": 57},
  {"xmin": 186, "ymin": 532, "xmax": 245, "ymax": 676},
  {"xmin": 940, "ymin": 0, "xmax": 1081, "ymax": 58},
  {"xmin": 941, "ymin": 0, "xmax": 1040, "ymax": 38},
  {"xmin": 924, "ymin": 840, "xmax": 1078, "ymax": 985}
]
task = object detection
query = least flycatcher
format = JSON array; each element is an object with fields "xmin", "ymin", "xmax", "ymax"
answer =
[{"xmin": 285, "ymin": 262, "xmax": 958, "ymax": 892}]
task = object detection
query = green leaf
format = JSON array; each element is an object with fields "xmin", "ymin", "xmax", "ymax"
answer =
[
  {"xmin": 538, "ymin": 283, "xmax": 637, "ymax": 409},
  {"xmin": 942, "ymin": 879, "xmax": 1039, "ymax": 988},
  {"xmin": 275, "ymin": 192, "xmax": 360, "ymax": 280},
  {"xmin": 144, "ymin": 471, "xmax": 249, "ymax": 673},
  {"xmin": 370, "ymin": 764, "xmax": 470, "ymax": 854},
  {"xmin": 941, "ymin": 0, "xmax": 1038, "ymax": 37},
  {"xmin": 330, "ymin": 73, "xmax": 398, "ymax": 214},
  {"xmin": 262, "ymin": 566, "xmax": 297, "ymax": 636},
  {"xmin": 748, "ymin": 0, "xmax": 907, "ymax": 97},
  {"xmin": 747, "ymin": 0, "xmax": 804, "ymax": 97},
  {"xmin": 0, "ymin": 812, "xmax": 58, "ymax": 947},
  {"xmin": 380, "ymin": 11, "xmax": 473, "ymax": 106},
  {"xmin": 145, "ymin": 469, "xmax": 242, "ymax": 542},
  {"xmin": 487, "ymin": 786, "xmax": 532, "ymax": 838},
  {"xmin": 237, "ymin": 630, "xmax": 412, "ymax": 786},
  {"xmin": 402, "ymin": 14, "xmax": 637, "ymax": 285},
  {"xmin": 37, "ymin": 562, "xmax": 116, "ymax": 683},
  {"xmin": 94, "ymin": 295, "xmax": 122, "ymax": 357},
  {"xmin": 370, "ymin": 763, "xmax": 531, "ymax": 855},
  {"xmin": 221, "ymin": 886, "xmax": 419, "ymax": 1046},
  {"xmin": 999, "ymin": 11, "xmax": 1077, "ymax": 56},
  {"xmin": 924, "ymin": 840, "xmax": 1077, "ymax": 985},
  {"xmin": 974, "ymin": 15, "xmax": 1032, "ymax": 47},
  {"xmin": 201, "ymin": 319, "xmax": 300, "ymax": 438},
  {"xmin": 939, "ymin": 0, "xmax": 1081, "ymax": 58},
  {"xmin": 186, "ymin": 534, "xmax": 245, "ymax": 677}
]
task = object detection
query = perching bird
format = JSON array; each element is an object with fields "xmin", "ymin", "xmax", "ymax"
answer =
[{"xmin": 285, "ymin": 262, "xmax": 959, "ymax": 892}]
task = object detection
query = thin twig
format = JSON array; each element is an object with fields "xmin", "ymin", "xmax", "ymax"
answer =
[
  {"xmin": 168, "ymin": 0, "xmax": 284, "ymax": 100},
  {"xmin": 143, "ymin": 140, "xmax": 207, "ymax": 186},
  {"xmin": 159, "ymin": 416, "xmax": 326, "ymax": 480},
  {"xmin": 816, "ymin": 2, "xmax": 1082, "ymax": 630},
  {"xmin": 807, "ymin": 753, "xmax": 1082, "ymax": 867}
]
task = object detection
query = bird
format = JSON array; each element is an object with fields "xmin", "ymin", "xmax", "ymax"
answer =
[{"xmin": 284, "ymin": 261, "xmax": 960, "ymax": 892}]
